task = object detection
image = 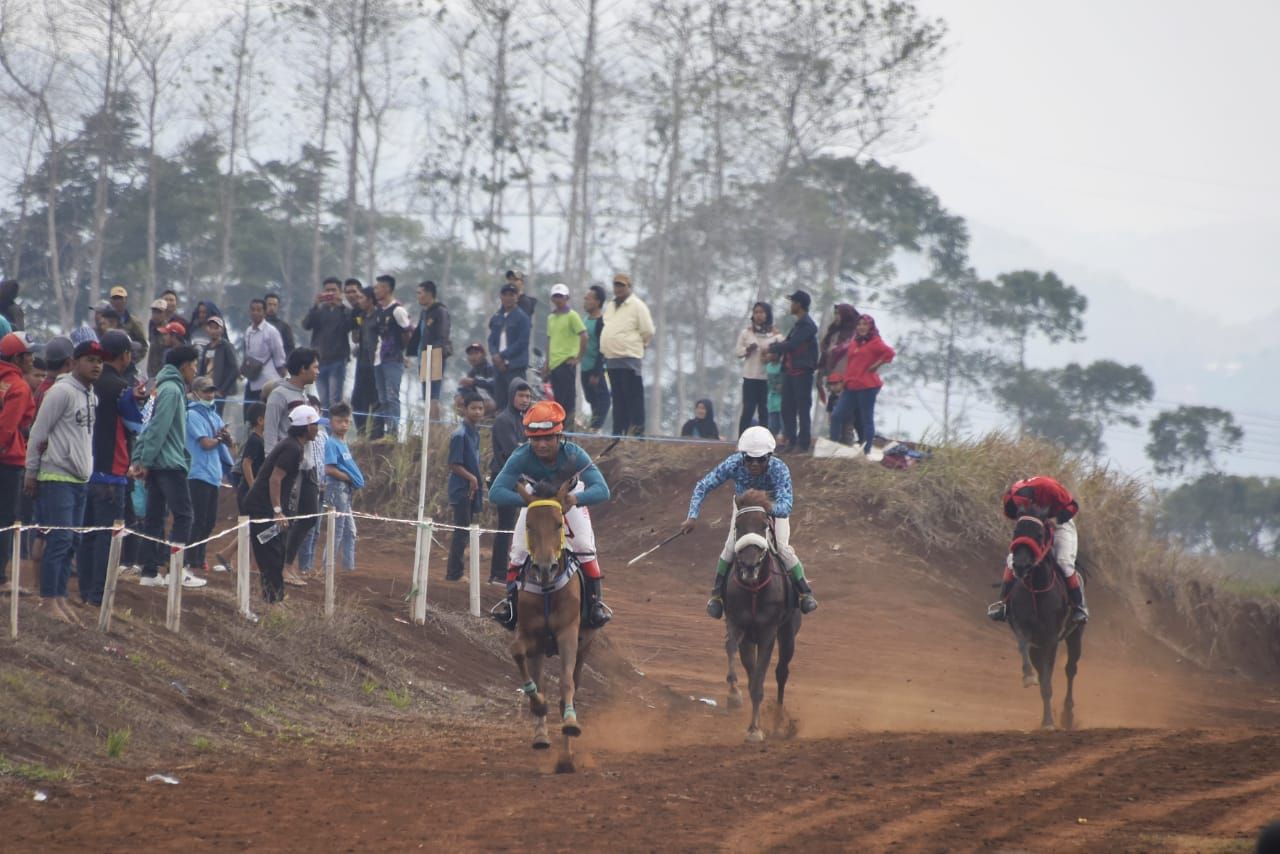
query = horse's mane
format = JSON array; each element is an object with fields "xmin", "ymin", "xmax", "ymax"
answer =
[{"xmin": 740, "ymin": 488, "xmax": 770, "ymax": 509}]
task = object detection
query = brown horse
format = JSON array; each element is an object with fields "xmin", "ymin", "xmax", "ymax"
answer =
[
  {"xmin": 1006, "ymin": 514, "xmax": 1085, "ymax": 731},
  {"xmin": 511, "ymin": 477, "xmax": 597, "ymax": 773},
  {"xmin": 723, "ymin": 490, "xmax": 801, "ymax": 742}
]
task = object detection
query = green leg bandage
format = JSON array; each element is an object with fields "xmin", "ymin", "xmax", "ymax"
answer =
[
  {"xmin": 715, "ymin": 559, "xmax": 731, "ymax": 577},
  {"xmin": 789, "ymin": 561, "xmax": 807, "ymax": 582}
]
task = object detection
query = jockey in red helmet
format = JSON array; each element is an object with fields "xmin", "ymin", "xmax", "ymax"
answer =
[
  {"xmin": 988, "ymin": 475, "xmax": 1088, "ymax": 624},
  {"xmin": 487, "ymin": 400, "xmax": 611, "ymax": 628}
]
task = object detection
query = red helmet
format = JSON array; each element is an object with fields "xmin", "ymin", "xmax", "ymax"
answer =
[{"xmin": 523, "ymin": 400, "xmax": 566, "ymax": 437}]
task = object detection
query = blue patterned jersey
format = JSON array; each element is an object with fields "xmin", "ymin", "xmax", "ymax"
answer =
[{"xmin": 687, "ymin": 453, "xmax": 793, "ymax": 519}]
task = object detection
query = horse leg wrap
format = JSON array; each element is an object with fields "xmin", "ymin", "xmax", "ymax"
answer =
[
  {"xmin": 563, "ymin": 704, "xmax": 576, "ymax": 719},
  {"xmin": 522, "ymin": 681, "xmax": 539, "ymax": 696}
]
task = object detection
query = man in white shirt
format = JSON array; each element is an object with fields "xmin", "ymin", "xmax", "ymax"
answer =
[{"xmin": 242, "ymin": 297, "xmax": 287, "ymax": 423}]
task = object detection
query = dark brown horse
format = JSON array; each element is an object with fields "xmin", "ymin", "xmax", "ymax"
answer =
[
  {"xmin": 510, "ymin": 477, "xmax": 597, "ymax": 773},
  {"xmin": 723, "ymin": 490, "xmax": 801, "ymax": 742},
  {"xmin": 1006, "ymin": 515, "xmax": 1085, "ymax": 731}
]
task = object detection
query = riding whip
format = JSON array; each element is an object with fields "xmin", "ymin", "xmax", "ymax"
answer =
[{"xmin": 626, "ymin": 530, "xmax": 686, "ymax": 566}]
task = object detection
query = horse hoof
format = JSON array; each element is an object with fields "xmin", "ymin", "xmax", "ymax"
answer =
[
  {"xmin": 745, "ymin": 729, "xmax": 764, "ymax": 743},
  {"xmin": 532, "ymin": 734, "xmax": 551, "ymax": 750},
  {"xmin": 562, "ymin": 717, "xmax": 583, "ymax": 737},
  {"xmin": 727, "ymin": 692, "xmax": 743, "ymax": 710},
  {"xmin": 554, "ymin": 758, "xmax": 576, "ymax": 774},
  {"xmin": 1022, "ymin": 675, "xmax": 1040, "ymax": 688},
  {"xmin": 1041, "ymin": 722, "xmax": 1057, "ymax": 732}
]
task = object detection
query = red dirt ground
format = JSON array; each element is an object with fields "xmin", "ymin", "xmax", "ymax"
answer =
[{"xmin": 5, "ymin": 450, "xmax": 1280, "ymax": 851}]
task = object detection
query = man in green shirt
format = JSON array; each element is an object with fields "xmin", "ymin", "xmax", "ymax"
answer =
[{"xmin": 544, "ymin": 283, "xmax": 587, "ymax": 429}]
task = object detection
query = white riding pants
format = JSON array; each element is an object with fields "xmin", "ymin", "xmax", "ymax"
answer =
[
  {"xmin": 508, "ymin": 484, "xmax": 597, "ymax": 567},
  {"xmin": 719, "ymin": 499, "xmax": 800, "ymax": 570},
  {"xmin": 1006, "ymin": 518, "xmax": 1078, "ymax": 577}
]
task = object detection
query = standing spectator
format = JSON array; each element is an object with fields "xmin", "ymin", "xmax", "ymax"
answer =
[
  {"xmin": 130, "ymin": 345, "xmax": 205, "ymax": 589},
  {"xmin": 146, "ymin": 298, "xmax": 170, "ymax": 377},
  {"xmin": 446, "ymin": 391, "xmax": 486, "ymax": 581},
  {"xmin": 33, "ymin": 336, "xmax": 74, "ymax": 412},
  {"xmin": 264, "ymin": 292, "xmax": 296, "ymax": 355},
  {"xmin": 0, "ymin": 333, "xmax": 35, "ymax": 594},
  {"xmin": 197, "ymin": 315, "xmax": 239, "ymax": 416},
  {"xmin": 185, "ymin": 376, "xmax": 233, "ymax": 577},
  {"xmin": 487, "ymin": 282, "xmax": 531, "ymax": 410},
  {"xmin": 241, "ymin": 297, "xmax": 287, "ymax": 422},
  {"xmin": 94, "ymin": 303, "xmax": 122, "ymax": 337},
  {"xmin": 544, "ymin": 283, "xmax": 587, "ymax": 428},
  {"xmin": 455, "ymin": 342, "xmax": 496, "ymax": 415},
  {"xmin": 736, "ymin": 302, "xmax": 783, "ymax": 436},
  {"xmin": 488, "ymin": 379, "xmax": 530, "ymax": 583},
  {"xmin": 211, "ymin": 402, "xmax": 266, "ymax": 573},
  {"xmin": 301, "ymin": 277, "xmax": 352, "ymax": 412},
  {"xmin": 831, "ymin": 314, "xmax": 895, "ymax": 454},
  {"xmin": 296, "ymin": 395, "xmax": 328, "ymax": 579},
  {"xmin": 768, "ymin": 290, "xmax": 818, "ymax": 454},
  {"xmin": 408, "ymin": 280, "xmax": 451, "ymax": 421},
  {"xmin": 160, "ymin": 288, "xmax": 179, "ymax": 322},
  {"xmin": 580, "ymin": 284, "xmax": 609, "ymax": 430},
  {"xmin": 817, "ymin": 303, "xmax": 860, "ymax": 416},
  {"xmin": 25, "ymin": 340, "xmax": 102, "ymax": 624},
  {"xmin": 0, "ymin": 279, "xmax": 24, "ymax": 330},
  {"xmin": 186, "ymin": 300, "xmax": 221, "ymax": 350},
  {"xmin": 322, "ymin": 402, "xmax": 364, "ymax": 572},
  {"xmin": 600, "ymin": 273, "xmax": 655, "ymax": 436},
  {"xmin": 78, "ymin": 331, "xmax": 144, "ymax": 605},
  {"xmin": 350, "ymin": 285, "xmax": 381, "ymax": 438},
  {"xmin": 371, "ymin": 274, "xmax": 413, "ymax": 437},
  {"xmin": 241, "ymin": 405, "xmax": 321, "ymax": 604},
  {"xmin": 506, "ymin": 269, "xmax": 538, "ymax": 319},
  {"xmin": 109, "ymin": 285, "xmax": 148, "ymax": 355},
  {"xmin": 681, "ymin": 399, "xmax": 721, "ymax": 440},
  {"xmin": 264, "ymin": 347, "xmax": 320, "ymax": 586}
]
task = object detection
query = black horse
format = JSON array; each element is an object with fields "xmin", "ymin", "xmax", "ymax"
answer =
[
  {"xmin": 723, "ymin": 490, "xmax": 801, "ymax": 742},
  {"xmin": 1006, "ymin": 515, "xmax": 1085, "ymax": 731}
]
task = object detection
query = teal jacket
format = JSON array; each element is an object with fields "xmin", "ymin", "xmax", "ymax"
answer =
[
  {"xmin": 131, "ymin": 365, "xmax": 192, "ymax": 473},
  {"xmin": 489, "ymin": 441, "xmax": 609, "ymax": 507}
]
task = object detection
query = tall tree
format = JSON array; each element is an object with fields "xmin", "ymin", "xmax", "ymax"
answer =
[
  {"xmin": 996, "ymin": 360, "xmax": 1154, "ymax": 455},
  {"xmin": 1146, "ymin": 405, "xmax": 1245, "ymax": 479}
]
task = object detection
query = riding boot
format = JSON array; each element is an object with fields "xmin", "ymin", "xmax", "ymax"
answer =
[
  {"xmin": 489, "ymin": 581, "xmax": 519, "ymax": 630},
  {"xmin": 706, "ymin": 567, "xmax": 728, "ymax": 619},
  {"xmin": 1067, "ymin": 582, "xmax": 1089, "ymax": 624},
  {"xmin": 987, "ymin": 578, "xmax": 1015, "ymax": 622},
  {"xmin": 584, "ymin": 576, "xmax": 612, "ymax": 627},
  {"xmin": 791, "ymin": 572, "xmax": 818, "ymax": 614}
]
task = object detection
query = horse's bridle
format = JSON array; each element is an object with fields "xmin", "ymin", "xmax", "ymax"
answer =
[
  {"xmin": 525, "ymin": 498, "xmax": 569, "ymax": 588},
  {"xmin": 732, "ymin": 505, "xmax": 773, "ymax": 582}
]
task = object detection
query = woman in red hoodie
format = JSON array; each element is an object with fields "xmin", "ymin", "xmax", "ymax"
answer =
[{"xmin": 829, "ymin": 315, "xmax": 894, "ymax": 453}]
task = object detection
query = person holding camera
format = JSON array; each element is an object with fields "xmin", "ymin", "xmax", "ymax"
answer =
[
  {"xmin": 240, "ymin": 297, "xmax": 287, "ymax": 424},
  {"xmin": 301, "ymin": 277, "xmax": 352, "ymax": 412},
  {"xmin": 186, "ymin": 375, "xmax": 235, "ymax": 578}
]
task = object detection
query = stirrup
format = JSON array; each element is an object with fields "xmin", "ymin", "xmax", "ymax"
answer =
[
  {"xmin": 987, "ymin": 600, "xmax": 1007, "ymax": 622},
  {"xmin": 588, "ymin": 600, "xmax": 613, "ymax": 628},
  {"xmin": 799, "ymin": 593, "xmax": 818, "ymax": 614},
  {"xmin": 706, "ymin": 596, "xmax": 724, "ymax": 620},
  {"xmin": 1070, "ymin": 606, "xmax": 1089, "ymax": 624},
  {"xmin": 490, "ymin": 599, "xmax": 515, "ymax": 629}
]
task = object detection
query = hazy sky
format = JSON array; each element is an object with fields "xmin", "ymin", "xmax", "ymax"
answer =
[{"xmin": 891, "ymin": 0, "xmax": 1280, "ymax": 322}]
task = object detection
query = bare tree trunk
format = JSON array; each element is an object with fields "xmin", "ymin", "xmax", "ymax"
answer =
[
  {"xmin": 342, "ymin": 0, "xmax": 369, "ymax": 278},
  {"xmin": 309, "ymin": 27, "xmax": 336, "ymax": 287},
  {"xmin": 87, "ymin": 0, "xmax": 120, "ymax": 305},
  {"xmin": 218, "ymin": 0, "xmax": 253, "ymax": 305},
  {"xmin": 145, "ymin": 84, "xmax": 158, "ymax": 293},
  {"xmin": 46, "ymin": 136, "xmax": 68, "ymax": 328},
  {"xmin": 647, "ymin": 49, "xmax": 685, "ymax": 435},
  {"xmin": 562, "ymin": 0, "xmax": 597, "ymax": 289},
  {"xmin": 481, "ymin": 3, "xmax": 511, "ymax": 269},
  {"xmin": 8, "ymin": 117, "xmax": 39, "ymax": 279}
]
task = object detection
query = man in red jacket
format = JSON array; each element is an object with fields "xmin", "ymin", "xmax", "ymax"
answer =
[
  {"xmin": 0, "ymin": 333, "xmax": 36, "ymax": 592},
  {"xmin": 988, "ymin": 475, "xmax": 1088, "ymax": 624}
]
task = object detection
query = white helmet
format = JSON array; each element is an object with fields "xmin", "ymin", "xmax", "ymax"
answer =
[{"xmin": 737, "ymin": 425, "xmax": 777, "ymax": 458}]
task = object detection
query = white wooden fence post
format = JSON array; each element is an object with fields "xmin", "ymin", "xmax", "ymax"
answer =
[
  {"xmin": 413, "ymin": 518, "xmax": 432, "ymax": 625},
  {"xmin": 236, "ymin": 516, "xmax": 251, "ymax": 618},
  {"xmin": 165, "ymin": 546, "xmax": 183, "ymax": 633},
  {"xmin": 97, "ymin": 520, "xmax": 125, "ymax": 633},
  {"xmin": 469, "ymin": 524, "xmax": 481, "ymax": 617},
  {"xmin": 8, "ymin": 522, "xmax": 19, "ymax": 640},
  {"xmin": 324, "ymin": 506, "xmax": 336, "ymax": 618}
]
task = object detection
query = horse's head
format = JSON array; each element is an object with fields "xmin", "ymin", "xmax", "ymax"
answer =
[
  {"xmin": 1009, "ymin": 515, "xmax": 1053, "ymax": 576},
  {"xmin": 732, "ymin": 489, "xmax": 773, "ymax": 584},
  {"xmin": 516, "ymin": 477, "xmax": 573, "ymax": 587}
]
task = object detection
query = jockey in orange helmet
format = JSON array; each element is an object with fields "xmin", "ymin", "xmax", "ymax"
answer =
[
  {"xmin": 488, "ymin": 400, "xmax": 612, "ymax": 628},
  {"xmin": 988, "ymin": 475, "xmax": 1088, "ymax": 625}
]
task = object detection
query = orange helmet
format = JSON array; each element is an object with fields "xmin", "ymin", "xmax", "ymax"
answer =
[{"xmin": 523, "ymin": 400, "xmax": 566, "ymax": 437}]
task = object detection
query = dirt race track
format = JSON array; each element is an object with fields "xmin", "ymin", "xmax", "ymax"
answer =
[{"xmin": 6, "ymin": 455, "xmax": 1280, "ymax": 852}]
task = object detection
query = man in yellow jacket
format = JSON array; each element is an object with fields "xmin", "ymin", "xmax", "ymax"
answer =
[{"xmin": 600, "ymin": 273, "xmax": 654, "ymax": 436}]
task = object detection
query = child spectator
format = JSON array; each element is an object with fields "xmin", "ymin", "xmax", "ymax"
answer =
[
  {"xmin": 447, "ymin": 392, "xmax": 486, "ymax": 581},
  {"xmin": 322, "ymin": 402, "xmax": 364, "ymax": 572},
  {"xmin": 764, "ymin": 351, "xmax": 784, "ymax": 440},
  {"xmin": 186, "ymin": 376, "xmax": 234, "ymax": 577},
  {"xmin": 681, "ymin": 399, "xmax": 721, "ymax": 441},
  {"xmin": 212, "ymin": 402, "xmax": 266, "ymax": 572},
  {"xmin": 297, "ymin": 394, "xmax": 328, "ymax": 578}
]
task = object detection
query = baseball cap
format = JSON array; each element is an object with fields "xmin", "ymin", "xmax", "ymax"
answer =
[
  {"xmin": 550, "ymin": 283, "xmax": 570, "ymax": 298},
  {"xmin": 99, "ymin": 329, "xmax": 132, "ymax": 357},
  {"xmin": 206, "ymin": 315, "xmax": 226, "ymax": 329},
  {"xmin": 159, "ymin": 320, "xmax": 187, "ymax": 337},
  {"xmin": 288, "ymin": 404, "xmax": 325, "ymax": 427},
  {"xmin": 94, "ymin": 299, "xmax": 112, "ymax": 313},
  {"xmin": 611, "ymin": 273, "xmax": 631, "ymax": 287},
  {"xmin": 464, "ymin": 341, "xmax": 485, "ymax": 353},
  {"xmin": 191, "ymin": 375, "xmax": 216, "ymax": 393},
  {"xmin": 500, "ymin": 282, "xmax": 518, "ymax": 295},
  {"xmin": 73, "ymin": 340, "xmax": 107, "ymax": 359},
  {"xmin": 150, "ymin": 298, "xmax": 167, "ymax": 311},
  {"xmin": 109, "ymin": 285, "xmax": 128, "ymax": 298},
  {"xmin": 0, "ymin": 332, "xmax": 30, "ymax": 357},
  {"xmin": 44, "ymin": 336, "xmax": 74, "ymax": 367},
  {"xmin": 786, "ymin": 289, "xmax": 812, "ymax": 310}
]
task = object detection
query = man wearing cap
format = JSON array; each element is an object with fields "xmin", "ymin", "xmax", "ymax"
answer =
[
  {"xmin": 130, "ymin": 345, "xmax": 205, "ymax": 589},
  {"xmin": 300, "ymin": 277, "xmax": 352, "ymax": 412},
  {"xmin": 78, "ymin": 331, "xmax": 146, "ymax": 605},
  {"xmin": 768, "ymin": 290, "xmax": 819, "ymax": 454},
  {"xmin": 488, "ymin": 282, "xmax": 531, "ymax": 411},
  {"xmin": 545, "ymin": 283, "xmax": 587, "ymax": 429},
  {"xmin": 242, "ymin": 404, "xmax": 321, "ymax": 604},
  {"xmin": 456, "ymin": 341, "xmax": 496, "ymax": 415},
  {"xmin": 0, "ymin": 333, "xmax": 36, "ymax": 594},
  {"xmin": 408, "ymin": 280, "xmax": 451, "ymax": 422},
  {"xmin": 197, "ymin": 315, "xmax": 239, "ymax": 417},
  {"xmin": 242, "ymin": 297, "xmax": 288, "ymax": 424},
  {"xmin": 94, "ymin": 303, "xmax": 123, "ymax": 337},
  {"xmin": 147, "ymin": 298, "xmax": 170, "ymax": 377},
  {"xmin": 109, "ymin": 286, "xmax": 148, "ymax": 355},
  {"xmin": 34, "ymin": 336, "xmax": 75, "ymax": 412},
  {"xmin": 505, "ymin": 269, "xmax": 537, "ymax": 319},
  {"xmin": 25, "ymin": 340, "xmax": 103, "ymax": 623},
  {"xmin": 600, "ymin": 273, "xmax": 654, "ymax": 436}
]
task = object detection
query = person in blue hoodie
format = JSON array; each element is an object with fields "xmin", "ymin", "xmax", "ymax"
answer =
[
  {"xmin": 322, "ymin": 402, "xmax": 364, "ymax": 571},
  {"xmin": 186, "ymin": 375, "xmax": 234, "ymax": 577}
]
